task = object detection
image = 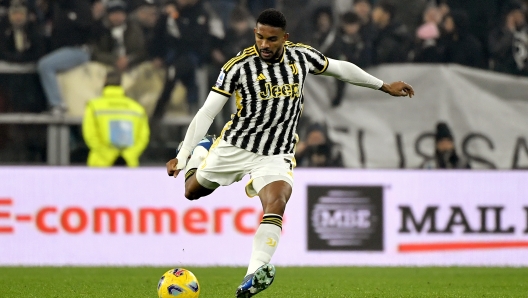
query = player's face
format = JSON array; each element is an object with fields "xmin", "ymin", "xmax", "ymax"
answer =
[{"xmin": 254, "ymin": 23, "xmax": 289, "ymax": 62}]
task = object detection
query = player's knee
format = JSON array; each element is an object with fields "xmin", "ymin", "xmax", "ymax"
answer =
[
  {"xmin": 264, "ymin": 195, "xmax": 288, "ymax": 214},
  {"xmin": 184, "ymin": 189, "xmax": 200, "ymax": 201}
]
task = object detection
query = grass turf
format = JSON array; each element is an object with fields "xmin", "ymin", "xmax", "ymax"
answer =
[{"xmin": 0, "ymin": 267, "xmax": 527, "ymax": 297}]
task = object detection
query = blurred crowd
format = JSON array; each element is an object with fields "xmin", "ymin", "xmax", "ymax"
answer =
[
  {"xmin": 1, "ymin": 0, "xmax": 528, "ymax": 115},
  {"xmin": 0, "ymin": 0, "xmax": 527, "ymax": 166}
]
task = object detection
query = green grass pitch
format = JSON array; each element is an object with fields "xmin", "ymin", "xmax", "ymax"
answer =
[{"xmin": 1, "ymin": 267, "xmax": 527, "ymax": 297}]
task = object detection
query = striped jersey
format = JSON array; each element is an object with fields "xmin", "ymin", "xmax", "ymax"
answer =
[{"xmin": 212, "ymin": 41, "xmax": 329, "ymax": 156}]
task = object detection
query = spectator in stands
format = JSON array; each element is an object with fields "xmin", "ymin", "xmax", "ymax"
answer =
[
  {"xmin": 414, "ymin": 5, "xmax": 443, "ymax": 63},
  {"xmin": 330, "ymin": 11, "xmax": 373, "ymax": 107},
  {"xmin": 295, "ymin": 123, "xmax": 344, "ymax": 168},
  {"xmin": 416, "ymin": 9, "xmax": 485, "ymax": 67},
  {"xmin": 0, "ymin": 0, "xmax": 8, "ymax": 19},
  {"xmin": 216, "ymin": 6, "xmax": 254, "ymax": 62},
  {"xmin": 92, "ymin": 0, "xmax": 147, "ymax": 72},
  {"xmin": 82, "ymin": 72, "xmax": 150, "ymax": 167},
  {"xmin": 0, "ymin": 2, "xmax": 45, "ymax": 63},
  {"xmin": 150, "ymin": 0, "xmax": 210, "ymax": 118},
  {"xmin": 352, "ymin": 0, "xmax": 376, "ymax": 58},
  {"xmin": 92, "ymin": 0, "xmax": 105, "ymax": 22},
  {"xmin": 437, "ymin": 10, "xmax": 485, "ymax": 68},
  {"xmin": 437, "ymin": 0, "xmax": 450, "ymax": 19},
  {"xmin": 129, "ymin": 0, "xmax": 159, "ymax": 46},
  {"xmin": 303, "ymin": 6, "xmax": 347, "ymax": 107},
  {"xmin": 371, "ymin": 1, "xmax": 412, "ymax": 64},
  {"xmin": 307, "ymin": 6, "xmax": 339, "ymax": 59},
  {"xmin": 393, "ymin": 0, "xmax": 428, "ymax": 34},
  {"xmin": 28, "ymin": 0, "xmax": 51, "ymax": 26},
  {"xmin": 489, "ymin": 3, "xmax": 528, "ymax": 76},
  {"xmin": 0, "ymin": 2, "xmax": 46, "ymax": 113},
  {"xmin": 209, "ymin": 6, "xmax": 254, "ymax": 130},
  {"xmin": 421, "ymin": 122, "xmax": 470, "ymax": 169},
  {"xmin": 36, "ymin": 0, "xmax": 93, "ymax": 116},
  {"xmin": 353, "ymin": 0, "xmax": 371, "ymax": 26},
  {"xmin": 336, "ymin": 12, "xmax": 372, "ymax": 69},
  {"xmin": 437, "ymin": 0, "xmax": 501, "ymax": 51}
]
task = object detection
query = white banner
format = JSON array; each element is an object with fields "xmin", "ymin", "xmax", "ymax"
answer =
[
  {"xmin": 303, "ymin": 64, "xmax": 528, "ymax": 169},
  {"xmin": 1, "ymin": 168, "xmax": 528, "ymax": 266}
]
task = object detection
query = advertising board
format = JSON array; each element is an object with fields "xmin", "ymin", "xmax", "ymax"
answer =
[{"xmin": 1, "ymin": 168, "xmax": 527, "ymax": 266}]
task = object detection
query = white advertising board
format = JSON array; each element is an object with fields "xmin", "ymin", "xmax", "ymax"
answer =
[{"xmin": 1, "ymin": 168, "xmax": 527, "ymax": 266}]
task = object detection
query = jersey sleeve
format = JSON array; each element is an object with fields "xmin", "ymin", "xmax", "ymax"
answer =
[
  {"xmin": 211, "ymin": 54, "xmax": 242, "ymax": 97},
  {"xmin": 298, "ymin": 44, "xmax": 329, "ymax": 75}
]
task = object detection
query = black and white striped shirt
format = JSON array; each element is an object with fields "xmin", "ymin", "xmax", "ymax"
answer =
[{"xmin": 212, "ymin": 41, "xmax": 329, "ymax": 156}]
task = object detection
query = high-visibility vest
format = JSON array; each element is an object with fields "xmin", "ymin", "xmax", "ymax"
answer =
[{"xmin": 82, "ymin": 86, "xmax": 150, "ymax": 167}]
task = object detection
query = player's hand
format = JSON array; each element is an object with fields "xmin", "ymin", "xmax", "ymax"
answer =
[
  {"xmin": 166, "ymin": 158, "xmax": 181, "ymax": 178},
  {"xmin": 380, "ymin": 81, "xmax": 415, "ymax": 98}
]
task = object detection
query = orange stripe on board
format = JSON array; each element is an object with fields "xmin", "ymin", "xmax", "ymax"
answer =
[
  {"xmin": 399, "ymin": 241, "xmax": 528, "ymax": 253},
  {"xmin": 0, "ymin": 198, "xmax": 12, "ymax": 205},
  {"xmin": 15, "ymin": 215, "xmax": 32, "ymax": 221}
]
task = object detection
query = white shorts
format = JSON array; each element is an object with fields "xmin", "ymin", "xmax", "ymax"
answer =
[{"xmin": 196, "ymin": 139, "xmax": 295, "ymax": 197}]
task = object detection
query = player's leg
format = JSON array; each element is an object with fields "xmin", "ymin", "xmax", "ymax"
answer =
[
  {"xmin": 179, "ymin": 135, "xmax": 220, "ymax": 200},
  {"xmin": 183, "ymin": 173, "xmax": 217, "ymax": 200},
  {"xmin": 236, "ymin": 179, "xmax": 292, "ymax": 297},
  {"xmin": 247, "ymin": 180, "xmax": 291, "ymax": 272}
]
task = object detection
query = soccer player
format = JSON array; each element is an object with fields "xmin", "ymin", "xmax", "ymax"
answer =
[{"xmin": 166, "ymin": 8, "xmax": 414, "ymax": 297}]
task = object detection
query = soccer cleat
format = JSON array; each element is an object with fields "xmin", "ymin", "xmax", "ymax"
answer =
[
  {"xmin": 235, "ymin": 264, "xmax": 275, "ymax": 297},
  {"xmin": 175, "ymin": 135, "xmax": 216, "ymax": 157},
  {"xmin": 194, "ymin": 134, "xmax": 216, "ymax": 152}
]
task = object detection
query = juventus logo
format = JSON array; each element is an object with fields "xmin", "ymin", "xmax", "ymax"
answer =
[
  {"xmin": 266, "ymin": 237, "xmax": 277, "ymax": 247},
  {"xmin": 289, "ymin": 63, "xmax": 298, "ymax": 75}
]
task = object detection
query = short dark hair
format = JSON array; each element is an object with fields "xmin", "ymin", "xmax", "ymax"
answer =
[
  {"xmin": 105, "ymin": 71, "xmax": 122, "ymax": 86},
  {"xmin": 342, "ymin": 12, "xmax": 361, "ymax": 25},
  {"xmin": 435, "ymin": 122, "xmax": 454, "ymax": 142},
  {"xmin": 353, "ymin": 0, "xmax": 371, "ymax": 6},
  {"xmin": 377, "ymin": 1, "xmax": 396, "ymax": 20},
  {"xmin": 256, "ymin": 8, "xmax": 287, "ymax": 30}
]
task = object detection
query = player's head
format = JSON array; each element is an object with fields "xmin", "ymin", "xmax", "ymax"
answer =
[{"xmin": 255, "ymin": 9, "xmax": 289, "ymax": 62}]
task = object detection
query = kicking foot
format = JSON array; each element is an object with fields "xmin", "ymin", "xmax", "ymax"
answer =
[
  {"xmin": 175, "ymin": 134, "xmax": 216, "ymax": 157},
  {"xmin": 195, "ymin": 134, "xmax": 216, "ymax": 151},
  {"xmin": 235, "ymin": 264, "xmax": 275, "ymax": 297}
]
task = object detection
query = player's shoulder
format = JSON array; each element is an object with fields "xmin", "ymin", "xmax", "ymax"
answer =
[
  {"xmin": 285, "ymin": 41, "xmax": 320, "ymax": 53},
  {"xmin": 222, "ymin": 45, "xmax": 258, "ymax": 72}
]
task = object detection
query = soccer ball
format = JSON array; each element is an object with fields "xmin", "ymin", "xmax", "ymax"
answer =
[{"xmin": 157, "ymin": 268, "xmax": 200, "ymax": 298}]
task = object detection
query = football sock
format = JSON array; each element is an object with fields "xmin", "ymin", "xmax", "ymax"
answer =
[
  {"xmin": 184, "ymin": 146, "xmax": 208, "ymax": 180},
  {"xmin": 246, "ymin": 214, "xmax": 282, "ymax": 276}
]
